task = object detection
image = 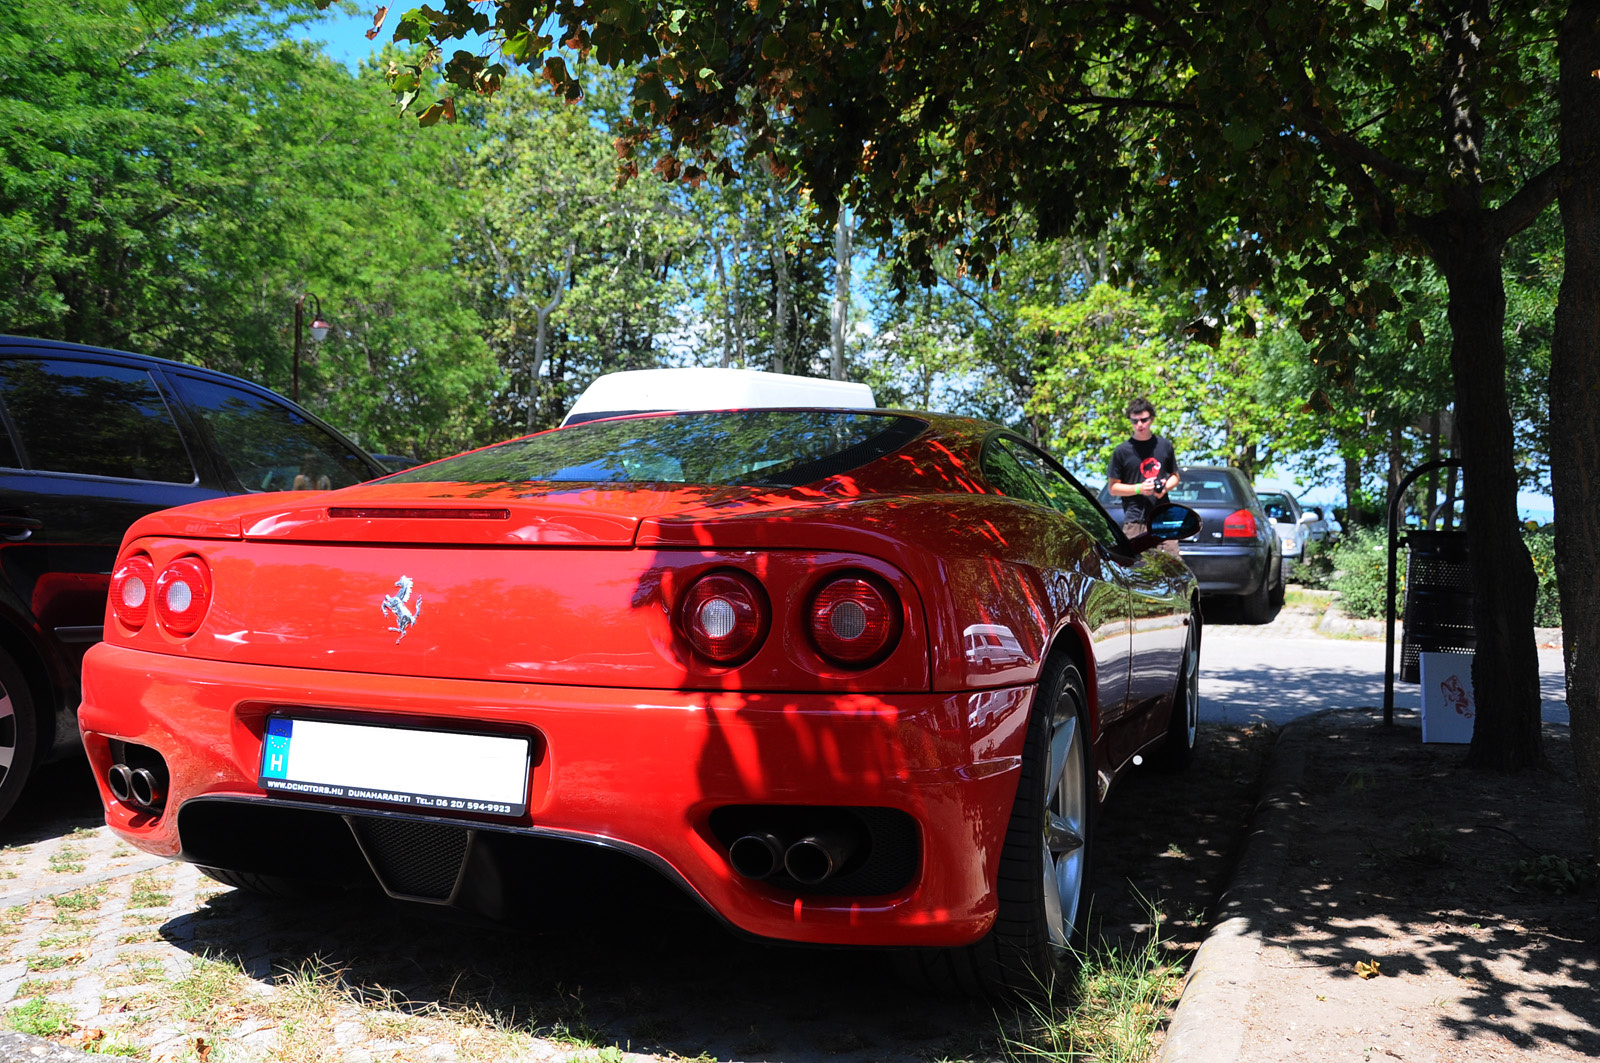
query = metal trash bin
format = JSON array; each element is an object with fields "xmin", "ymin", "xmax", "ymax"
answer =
[{"xmin": 1399, "ymin": 529, "xmax": 1474, "ymax": 682}]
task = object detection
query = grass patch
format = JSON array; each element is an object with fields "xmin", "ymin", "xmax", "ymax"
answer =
[
  {"xmin": 118, "ymin": 928, "xmax": 162, "ymax": 945},
  {"xmin": 1283, "ymin": 588, "xmax": 1334, "ymax": 609},
  {"xmin": 48, "ymin": 847, "xmax": 88, "ymax": 875},
  {"xmin": 105, "ymin": 957, "xmax": 168, "ymax": 988},
  {"xmin": 129, "ymin": 872, "xmax": 173, "ymax": 908},
  {"xmin": 38, "ymin": 932, "xmax": 91, "ymax": 949},
  {"xmin": 1005, "ymin": 922, "xmax": 1182, "ymax": 1063},
  {"xmin": 167, "ymin": 954, "xmax": 251, "ymax": 1024},
  {"xmin": 27, "ymin": 951, "xmax": 86, "ymax": 972},
  {"xmin": 6, "ymin": 996, "xmax": 77, "ymax": 1036},
  {"xmin": 122, "ymin": 912, "xmax": 166, "ymax": 927},
  {"xmin": 51, "ymin": 885, "xmax": 107, "ymax": 915},
  {"xmin": 0, "ymin": 905, "xmax": 26, "ymax": 936},
  {"xmin": 14, "ymin": 976, "xmax": 70, "ymax": 998}
]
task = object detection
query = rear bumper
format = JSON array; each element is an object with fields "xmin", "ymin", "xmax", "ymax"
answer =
[
  {"xmin": 79, "ymin": 642, "xmax": 1032, "ymax": 948},
  {"xmin": 1178, "ymin": 546, "xmax": 1268, "ymax": 595}
]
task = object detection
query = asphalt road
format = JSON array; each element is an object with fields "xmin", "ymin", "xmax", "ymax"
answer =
[{"xmin": 1200, "ymin": 610, "xmax": 1568, "ymax": 727}]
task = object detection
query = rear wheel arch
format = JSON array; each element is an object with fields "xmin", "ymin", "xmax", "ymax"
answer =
[
  {"xmin": 0, "ymin": 613, "xmax": 61, "ymax": 752},
  {"xmin": 1043, "ymin": 620, "xmax": 1099, "ymax": 738}
]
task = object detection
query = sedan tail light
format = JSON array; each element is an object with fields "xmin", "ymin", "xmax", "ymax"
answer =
[
  {"xmin": 110, "ymin": 555, "xmax": 156, "ymax": 630},
  {"xmin": 153, "ymin": 556, "xmax": 213, "ymax": 636},
  {"xmin": 681, "ymin": 571, "xmax": 769, "ymax": 663},
  {"xmin": 808, "ymin": 576, "xmax": 901, "ymax": 666},
  {"xmin": 1223, "ymin": 509, "xmax": 1259, "ymax": 538}
]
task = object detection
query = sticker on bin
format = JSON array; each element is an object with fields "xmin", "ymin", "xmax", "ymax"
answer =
[{"xmin": 260, "ymin": 718, "xmax": 531, "ymax": 816}]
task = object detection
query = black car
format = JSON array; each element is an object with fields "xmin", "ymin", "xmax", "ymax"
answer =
[
  {"xmin": 1164, "ymin": 465, "xmax": 1283, "ymax": 622},
  {"xmin": 1099, "ymin": 465, "xmax": 1283, "ymax": 622},
  {"xmin": 0, "ymin": 336, "xmax": 387, "ymax": 819}
]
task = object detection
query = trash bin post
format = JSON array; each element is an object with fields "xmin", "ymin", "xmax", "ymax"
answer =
[{"xmin": 1384, "ymin": 458, "xmax": 1464, "ymax": 726}]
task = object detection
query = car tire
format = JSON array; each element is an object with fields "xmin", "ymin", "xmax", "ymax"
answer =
[
  {"xmin": 1154, "ymin": 614, "xmax": 1200, "ymax": 771},
  {"xmin": 1240, "ymin": 567, "xmax": 1274, "ymax": 623},
  {"xmin": 897, "ymin": 656, "xmax": 1093, "ymax": 998},
  {"xmin": 0, "ymin": 649, "xmax": 40, "ymax": 823},
  {"xmin": 1270, "ymin": 562, "xmax": 1286, "ymax": 608},
  {"xmin": 1281, "ymin": 556, "xmax": 1295, "ymax": 588}
]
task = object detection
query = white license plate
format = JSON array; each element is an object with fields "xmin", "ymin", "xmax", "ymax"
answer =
[{"xmin": 259, "ymin": 718, "xmax": 531, "ymax": 817}]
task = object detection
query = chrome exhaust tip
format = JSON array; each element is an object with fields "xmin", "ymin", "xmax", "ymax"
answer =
[
  {"xmin": 129, "ymin": 767, "xmax": 165, "ymax": 810},
  {"xmin": 107, "ymin": 763, "xmax": 135, "ymax": 805},
  {"xmin": 728, "ymin": 831, "xmax": 787, "ymax": 879},
  {"xmin": 784, "ymin": 832, "xmax": 857, "ymax": 885}
]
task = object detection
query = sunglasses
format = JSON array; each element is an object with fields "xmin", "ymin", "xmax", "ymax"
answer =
[{"xmin": 1131, "ymin": 415, "xmax": 1152, "ymax": 424}]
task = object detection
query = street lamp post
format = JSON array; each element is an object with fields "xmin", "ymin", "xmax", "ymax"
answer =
[{"xmin": 292, "ymin": 292, "xmax": 330, "ymax": 403}]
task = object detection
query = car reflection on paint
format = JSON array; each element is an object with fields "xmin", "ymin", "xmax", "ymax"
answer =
[{"xmin": 80, "ymin": 405, "xmax": 1202, "ymax": 997}]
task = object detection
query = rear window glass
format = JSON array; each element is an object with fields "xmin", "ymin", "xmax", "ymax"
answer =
[
  {"xmin": 172, "ymin": 376, "xmax": 377, "ymax": 492},
  {"xmin": 1168, "ymin": 474, "xmax": 1241, "ymax": 505},
  {"xmin": 0, "ymin": 358, "xmax": 194, "ymax": 482},
  {"xmin": 388, "ymin": 411, "xmax": 926, "ymax": 487}
]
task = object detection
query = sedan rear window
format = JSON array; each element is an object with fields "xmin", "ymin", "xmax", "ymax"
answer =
[
  {"xmin": 389, "ymin": 411, "xmax": 926, "ymax": 487},
  {"xmin": 1167, "ymin": 475, "xmax": 1241, "ymax": 505}
]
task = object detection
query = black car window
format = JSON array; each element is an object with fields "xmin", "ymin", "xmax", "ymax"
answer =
[
  {"xmin": 980, "ymin": 442, "xmax": 1052, "ymax": 508},
  {"xmin": 1168, "ymin": 474, "xmax": 1240, "ymax": 505},
  {"xmin": 173, "ymin": 376, "xmax": 375, "ymax": 492},
  {"xmin": 995, "ymin": 438, "xmax": 1123, "ymax": 548},
  {"xmin": 1257, "ymin": 492, "xmax": 1294, "ymax": 521},
  {"xmin": 388, "ymin": 410, "xmax": 925, "ymax": 487},
  {"xmin": 0, "ymin": 358, "xmax": 194, "ymax": 483}
]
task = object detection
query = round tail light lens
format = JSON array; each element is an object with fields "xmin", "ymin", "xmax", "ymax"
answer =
[
  {"xmin": 681, "ymin": 571, "xmax": 768, "ymax": 663},
  {"xmin": 154, "ymin": 556, "xmax": 213, "ymax": 636},
  {"xmin": 110, "ymin": 555, "xmax": 156, "ymax": 629},
  {"xmin": 809, "ymin": 576, "xmax": 900, "ymax": 666},
  {"xmin": 1223, "ymin": 509, "xmax": 1259, "ymax": 538}
]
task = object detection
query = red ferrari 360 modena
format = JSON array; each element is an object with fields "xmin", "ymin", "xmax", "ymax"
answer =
[{"xmin": 79, "ymin": 408, "xmax": 1201, "ymax": 996}]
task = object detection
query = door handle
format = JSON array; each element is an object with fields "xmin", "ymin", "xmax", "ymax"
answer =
[{"xmin": 0, "ymin": 515, "xmax": 42, "ymax": 542}]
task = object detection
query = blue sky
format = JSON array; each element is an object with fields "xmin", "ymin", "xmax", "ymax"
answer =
[
  {"xmin": 296, "ymin": 6, "xmax": 390, "ymax": 69},
  {"xmin": 297, "ymin": 5, "xmax": 494, "ymax": 70}
]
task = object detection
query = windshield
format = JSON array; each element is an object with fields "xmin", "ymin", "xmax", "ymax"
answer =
[{"xmin": 387, "ymin": 410, "xmax": 926, "ymax": 488}]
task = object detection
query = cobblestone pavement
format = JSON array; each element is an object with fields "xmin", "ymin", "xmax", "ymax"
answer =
[{"xmin": 0, "ymin": 764, "xmax": 1009, "ymax": 1063}]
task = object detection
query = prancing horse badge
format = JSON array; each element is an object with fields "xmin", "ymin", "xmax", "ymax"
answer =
[{"xmin": 380, "ymin": 575, "xmax": 422, "ymax": 642}]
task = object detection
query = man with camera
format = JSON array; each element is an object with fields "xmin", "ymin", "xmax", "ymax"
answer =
[{"xmin": 1108, "ymin": 397, "xmax": 1181, "ymax": 556}]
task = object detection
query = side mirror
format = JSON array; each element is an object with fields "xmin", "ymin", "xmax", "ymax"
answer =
[
  {"xmin": 1148, "ymin": 503, "xmax": 1201, "ymax": 540},
  {"xmin": 1299, "ymin": 511, "xmax": 1318, "ymax": 524},
  {"xmin": 1122, "ymin": 503, "xmax": 1201, "ymax": 556}
]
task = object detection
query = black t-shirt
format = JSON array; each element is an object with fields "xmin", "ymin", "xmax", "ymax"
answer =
[{"xmin": 1108, "ymin": 435, "xmax": 1177, "ymax": 524}]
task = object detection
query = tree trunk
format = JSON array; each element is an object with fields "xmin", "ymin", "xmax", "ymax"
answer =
[
  {"xmin": 1343, "ymin": 454, "xmax": 1364, "ymax": 529},
  {"xmin": 712, "ymin": 238, "xmax": 732, "ymax": 368},
  {"xmin": 1429, "ymin": 224, "xmax": 1544, "ymax": 770},
  {"xmin": 528, "ymin": 243, "xmax": 576, "ymax": 433},
  {"xmin": 1552, "ymin": 0, "xmax": 1600, "ymax": 890},
  {"xmin": 830, "ymin": 206, "xmax": 852, "ymax": 380},
  {"xmin": 771, "ymin": 240, "xmax": 790, "ymax": 375}
]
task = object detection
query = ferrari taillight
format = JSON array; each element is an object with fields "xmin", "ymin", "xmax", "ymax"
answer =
[
  {"xmin": 153, "ymin": 556, "xmax": 213, "ymax": 636},
  {"xmin": 681, "ymin": 571, "xmax": 769, "ymax": 663},
  {"xmin": 1223, "ymin": 509, "xmax": 1258, "ymax": 538},
  {"xmin": 808, "ymin": 576, "xmax": 901, "ymax": 666},
  {"xmin": 110, "ymin": 555, "xmax": 156, "ymax": 629}
]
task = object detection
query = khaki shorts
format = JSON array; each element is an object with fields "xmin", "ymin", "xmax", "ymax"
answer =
[{"xmin": 1123, "ymin": 521, "xmax": 1182, "ymax": 557}]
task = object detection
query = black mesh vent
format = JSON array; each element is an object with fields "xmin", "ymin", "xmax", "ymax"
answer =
[{"xmin": 348, "ymin": 817, "xmax": 470, "ymax": 900}]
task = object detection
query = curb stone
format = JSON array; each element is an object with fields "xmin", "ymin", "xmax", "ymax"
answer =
[
  {"xmin": 1316, "ymin": 602, "xmax": 1564, "ymax": 650},
  {"xmin": 1156, "ymin": 714, "xmax": 1314, "ymax": 1063},
  {"xmin": 0, "ymin": 1030, "xmax": 99, "ymax": 1062}
]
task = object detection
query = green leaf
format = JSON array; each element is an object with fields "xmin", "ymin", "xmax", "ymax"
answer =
[{"xmin": 394, "ymin": 10, "xmax": 432, "ymax": 44}]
